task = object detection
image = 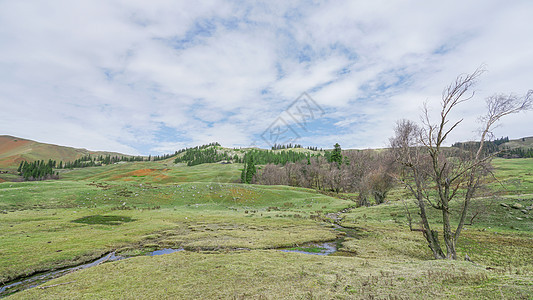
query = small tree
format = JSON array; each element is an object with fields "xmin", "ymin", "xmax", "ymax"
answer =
[
  {"xmin": 241, "ymin": 154, "xmax": 256, "ymax": 184},
  {"xmin": 240, "ymin": 155, "xmax": 247, "ymax": 183},
  {"xmin": 368, "ymin": 166, "xmax": 395, "ymax": 204},
  {"xmin": 245, "ymin": 155, "xmax": 256, "ymax": 184},
  {"xmin": 391, "ymin": 67, "xmax": 532, "ymax": 259},
  {"xmin": 330, "ymin": 143, "xmax": 343, "ymax": 166}
]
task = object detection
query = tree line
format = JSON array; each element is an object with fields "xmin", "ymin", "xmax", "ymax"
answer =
[
  {"xmin": 452, "ymin": 136, "xmax": 533, "ymax": 158},
  {"xmin": 451, "ymin": 136, "xmax": 508, "ymax": 156},
  {"xmin": 498, "ymin": 147, "xmax": 533, "ymax": 158},
  {"xmin": 174, "ymin": 147, "xmax": 238, "ymax": 166},
  {"xmin": 17, "ymin": 160, "xmax": 59, "ymax": 181},
  {"xmin": 249, "ymin": 143, "xmax": 395, "ymax": 206},
  {"xmin": 59, "ymin": 154, "xmax": 145, "ymax": 169},
  {"xmin": 247, "ymin": 149, "xmax": 317, "ymax": 165},
  {"xmin": 148, "ymin": 152, "xmax": 178, "ymax": 161},
  {"xmin": 174, "ymin": 144, "xmax": 321, "ymax": 167},
  {"xmin": 270, "ymin": 143, "xmax": 321, "ymax": 151}
]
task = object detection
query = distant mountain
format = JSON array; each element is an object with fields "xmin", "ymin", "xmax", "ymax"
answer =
[{"xmin": 0, "ymin": 135, "xmax": 130, "ymax": 168}]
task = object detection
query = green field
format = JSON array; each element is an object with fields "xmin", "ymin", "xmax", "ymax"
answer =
[{"xmin": 1, "ymin": 158, "xmax": 532, "ymax": 299}]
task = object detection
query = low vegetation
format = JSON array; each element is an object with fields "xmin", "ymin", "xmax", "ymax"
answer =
[{"xmin": 0, "ymin": 154, "xmax": 531, "ymax": 298}]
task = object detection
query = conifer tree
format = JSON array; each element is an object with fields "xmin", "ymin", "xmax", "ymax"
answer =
[
  {"xmin": 241, "ymin": 155, "xmax": 247, "ymax": 183},
  {"xmin": 245, "ymin": 155, "xmax": 256, "ymax": 184},
  {"xmin": 330, "ymin": 143, "xmax": 343, "ymax": 165}
]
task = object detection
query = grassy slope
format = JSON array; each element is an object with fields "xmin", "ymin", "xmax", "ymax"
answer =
[
  {"xmin": 1, "ymin": 157, "xmax": 532, "ymax": 299},
  {"xmin": 501, "ymin": 136, "xmax": 533, "ymax": 149},
  {"xmin": 59, "ymin": 161, "xmax": 243, "ymax": 184},
  {"xmin": 0, "ymin": 135, "xmax": 129, "ymax": 169},
  {"xmin": 490, "ymin": 158, "xmax": 533, "ymax": 195}
]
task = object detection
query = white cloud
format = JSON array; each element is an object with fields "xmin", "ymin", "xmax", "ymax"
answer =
[{"xmin": 0, "ymin": 0, "xmax": 532, "ymax": 154}]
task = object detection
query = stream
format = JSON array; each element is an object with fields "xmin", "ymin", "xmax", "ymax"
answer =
[
  {"xmin": 1, "ymin": 225, "xmax": 359, "ymax": 297},
  {"xmin": 278, "ymin": 224, "xmax": 359, "ymax": 256},
  {"xmin": 0, "ymin": 248, "xmax": 183, "ymax": 298}
]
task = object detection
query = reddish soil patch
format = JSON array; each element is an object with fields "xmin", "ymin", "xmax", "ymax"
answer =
[
  {"xmin": 0, "ymin": 178, "xmax": 5, "ymax": 183},
  {"xmin": 0, "ymin": 136, "xmax": 31, "ymax": 155},
  {"xmin": 130, "ymin": 169, "xmax": 158, "ymax": 176},
  {"xmin": 0, "ymin": 155, "xmax": 27, "ymax": 168},
  {"xmin": 112, "ymin": 168, "xmax": 171, "ymax": 181},
  {"xmin": 154, "ymin": 174, "xmax": 171, "ymax": 180}
]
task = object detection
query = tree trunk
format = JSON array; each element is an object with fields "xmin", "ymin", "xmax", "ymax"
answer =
[
  {"xmin": 373, "ymin": 191, "xmax": 386, "ymax": 204},
  {"xmin": 442, "ymin": 206, "xmax": 457, "ymax": 259},
  {"xmin": 417, "ymin": 198, "xmax": 445, "ymax": 259},
  {"xmin": 357, "ymin": 193, "xmax": 370, "ymax": 207}
]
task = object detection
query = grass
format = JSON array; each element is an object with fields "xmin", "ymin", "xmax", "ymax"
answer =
[
  {"xmin": 59, "ymin": 162, "xmax": 243, "ymax": 184},
  {"xmin": 0, "ymin": 177, "xmax": 349, "ymax": 283},
  {"xmin": 0, "ymin": 207, "xmax": 341, "ymax": 283},
  {"xmin": 11, "ymin": 251, "xmax": 532, "ymax": 299},
  {"xmin": 1, "ymin": 157, "xmax": 532, "ymax": 299},
  {"xmin": 489, "ymin": 158, "xmax": 533, "ymax": 195},
  {"xmin": 337, "ymin": 157, "xmax": 533, "ymax": 275},
  {"xmin": 71, "ymin": 215, "xmax": 136, "ymax": 225}
]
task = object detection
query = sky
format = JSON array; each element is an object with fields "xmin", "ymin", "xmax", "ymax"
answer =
[{"xmin": 1, "ymin": 0, "xmax": 532, "ymax": 155}]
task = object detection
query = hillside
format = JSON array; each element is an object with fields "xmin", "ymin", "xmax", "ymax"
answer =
[
  {"xmin": 0, "ymin": 135, "xmax": 130, "ymax": 168},
  {"xmin": 501, "ymin": 136, "xmax": 533, "ymax": 149}
]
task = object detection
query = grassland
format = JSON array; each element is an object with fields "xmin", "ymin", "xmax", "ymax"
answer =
[
  {"xmin": 12, "ymin": 251, "xmax": 531, "ymax": 299},
  {"xmin": 1, "ymin": 158, "xmax": 532, "ymax": 299},
  {"xmin": 0, "ymin": 179, "xmax": 349, "ymax": 284}
]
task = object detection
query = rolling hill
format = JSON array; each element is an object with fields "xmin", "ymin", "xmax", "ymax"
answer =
[
  {"xmin": 0, "ymin": 135, "xmax": 130, "ymax": 168},
  {"xmin": 501, "ymin": 136, "xmax": 533, "ymax": 149}
]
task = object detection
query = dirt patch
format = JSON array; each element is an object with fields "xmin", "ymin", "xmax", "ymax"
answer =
[
  {"xmin": 154, "ymin": 174, "xmax": 171, "ymax": 180},
  {"xmin": 130, "ymin": 169, "xmax": 159, "ymax": 176},
  {"xmin": 112, "ymin": 169, "xmax": 171, "ymax": 181},
  {"xmin": 0, "ymin": 155, "xmax": 28, "ymax": 168}
]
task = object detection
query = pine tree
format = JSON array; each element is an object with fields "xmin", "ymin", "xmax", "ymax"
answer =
[
  {"xmin": 245, "ymin": 155, "xmax": 256, "ymax": 184},
  {"xmin": 241, "ymin": 155, "xmax": 247, "ymax": 183},
  {"xmin": 330, "ymin": 143, "xmax": 343, "ymax": 165}
]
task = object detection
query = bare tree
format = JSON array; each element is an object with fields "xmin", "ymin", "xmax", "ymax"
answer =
[
  {"xmin": 255, "ymin": 163, "xmax": 289, "ymax": 185},
  {"xmin": 254, "ymin": 148, "xmax": 397, "ymax": 207},
  {"xmin": 368, "ymin": 160, "xmax": 395, "ymax": 204},
  {"xmin": 343, "ymin": 150, "xmax": 373, "ymax": 205},
  {"xmin": 391, "ymin": 67, "xmax": 532, "ymax": 260}
]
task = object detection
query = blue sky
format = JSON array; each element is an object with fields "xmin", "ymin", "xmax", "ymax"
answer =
[{"xmin": 1, "ymin": 1, "xmax": 532, "ymax": 155}]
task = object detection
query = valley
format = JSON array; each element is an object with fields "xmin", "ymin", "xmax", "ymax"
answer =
[{"xmin": 0, "ymin": 148, "xmax": 531, "ymax": 299}]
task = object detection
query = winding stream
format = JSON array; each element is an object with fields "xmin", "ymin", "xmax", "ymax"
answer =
[
  {"xmin": 1, "ymin": 225, "xmax": 359, "ymax": 297},
  {"xmin": 0, "ymin": 248, "xmax": 183, "ymax": 298}
]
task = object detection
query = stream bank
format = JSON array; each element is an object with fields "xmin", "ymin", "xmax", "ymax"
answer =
[{"xmin": 0, "ymin": 248, "xmax": 183, "ymax": 298}]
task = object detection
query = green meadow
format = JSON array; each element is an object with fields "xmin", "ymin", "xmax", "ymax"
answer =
[{"xmin": 1, "ymin": 158, "xmax": 532, "ymax": 299}]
